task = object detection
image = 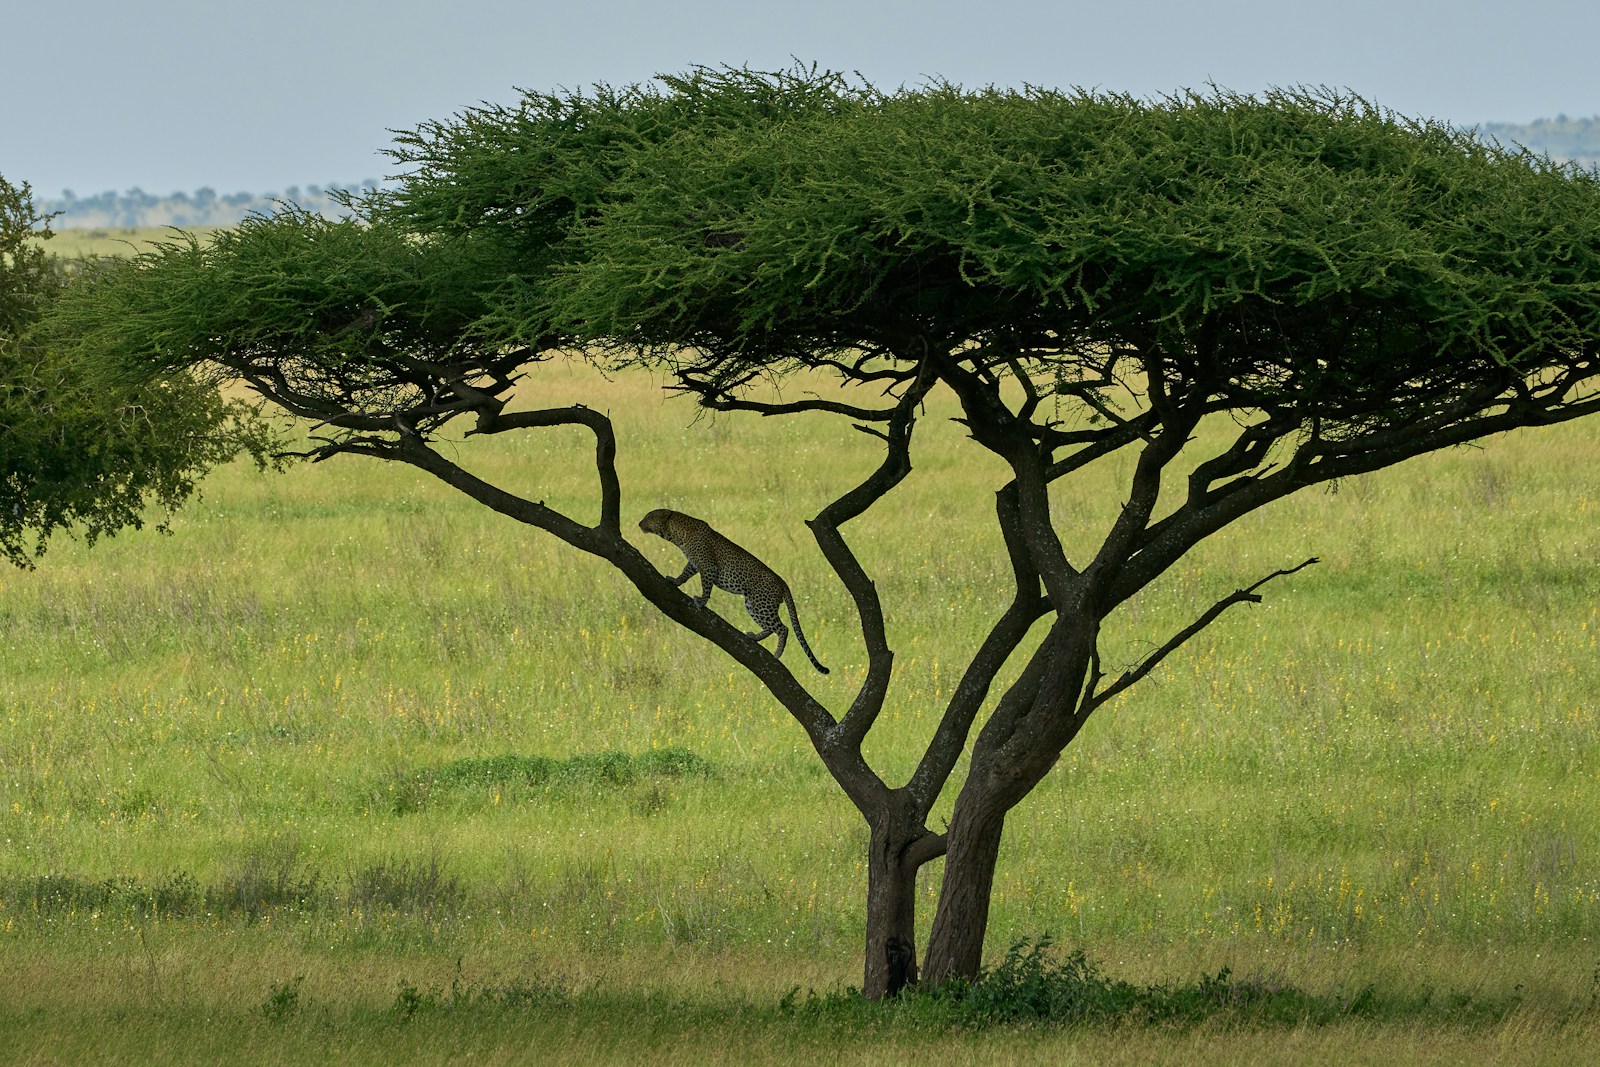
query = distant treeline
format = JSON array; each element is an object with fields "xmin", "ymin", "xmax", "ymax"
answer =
[
  {"xmin": 1479, "ymin": 115, "xmax": 1600, "ymax": 167},
  {"xmin": 38, "ymin": 180, "xmax": 383, "ymax": 229}
]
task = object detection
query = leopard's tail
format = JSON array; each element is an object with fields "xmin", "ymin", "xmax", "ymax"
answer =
[{"xmin": 783, "ymin": 592, "xmax": 829, "ymax": 674}]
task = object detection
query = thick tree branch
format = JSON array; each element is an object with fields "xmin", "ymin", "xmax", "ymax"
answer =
[
  {"xmin": 1081, "ymin": 398, "xmax": 1200, "ymax": 600},
  {"xmin": 820, "ymin": 366, "xmax": 937, "ymax": 749},
  {"xmin": 354, "ymin": 434, "xmax": 605, "ymax": 550},
  {"xmin": 1184, "ymin": 416, "xmax": 1296, "ymax": 508},
  {"xmin": 467, "ymin": 405, "xmax": 622, "ymax": 534},
  {"xmin": 695, "ymin": 393, "xmax": 906, "ymax": 421},
  {"xmin": 933, "ymin": 353, "xmax": 1081, "ymax": 601},
  {"xmin": 903, "ymin": 830, "xmax": 949, "ymax": 869},
  {"xmin": 972, "ymin": 617, "xmax": 1100, "ymax": 796},
  {"xmin": 904, "ymin": 483, "xmax": 1050, "ymax": 812},
  {"xmin": 1043, "ymin": 410, "xmax": 1160, "ymax": 479}
]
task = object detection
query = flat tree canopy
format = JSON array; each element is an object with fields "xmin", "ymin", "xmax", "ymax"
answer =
[
  {"xmin": 0, "ymin": 174, "xmax": 274, "ymax": 567},
  {"xmin": 47, "ymin": 68, "xmax": 1600, "ymax": 997}
]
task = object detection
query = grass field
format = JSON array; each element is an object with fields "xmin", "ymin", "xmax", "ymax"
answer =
[
  {"xmin": 37, "ymin": 226, "xmax": 218, "ymax": 260},
  {"xmin": 1, "ymin": 358, "xmax": 1597, "ymax": 1063}
]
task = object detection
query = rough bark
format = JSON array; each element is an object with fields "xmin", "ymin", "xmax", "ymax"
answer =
[
  {"xmin": 915, "ymin": 614, "xmax": 1101, "ymax": 986},
  {"xmin": 862, "ymin": 815, "xmax": 923, "ymax": 999},
  {"xmin": 921, "ymin": 796, "xmax": 1009, "ymax": 985}
]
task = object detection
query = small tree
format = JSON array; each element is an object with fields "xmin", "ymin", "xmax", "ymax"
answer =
[
  {"xmin": 1, "ymin": 173, "xmax": 274, "ymax": 567},
  {"xmin": 48, "ymin": 70, "xmax": 1600, "ymax": 998},
  {"xmin": 0, "ymin": 174, "xmax": 61, "ymax": 341}
]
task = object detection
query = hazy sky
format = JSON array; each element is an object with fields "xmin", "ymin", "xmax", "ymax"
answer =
[{"xmin": 6, "ymin": 0, "xmax": 1597, "ymax": 198}]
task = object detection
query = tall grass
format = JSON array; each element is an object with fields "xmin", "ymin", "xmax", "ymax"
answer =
[{"xmin": 1, "ymin": 362, "xmax": 1596, "ymax": 1060}]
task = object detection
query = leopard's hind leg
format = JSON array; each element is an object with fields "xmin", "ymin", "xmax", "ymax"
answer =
[{"xmin": 742, "ymin": 594, "xmax": 789, "ymax": 656}]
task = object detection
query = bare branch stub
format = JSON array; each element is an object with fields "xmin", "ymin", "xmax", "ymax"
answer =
[{"xmin": 1088, "ymin": 557, "xmax": 1320, "ymax": 711}]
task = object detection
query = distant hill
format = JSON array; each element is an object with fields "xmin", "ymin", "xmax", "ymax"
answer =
[{"xmin": 38, "ymin": 180, "xmax": 382, "ymax": 229}]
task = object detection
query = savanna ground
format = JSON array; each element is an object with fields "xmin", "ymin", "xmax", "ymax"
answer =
[
  {"xmin": 38, "ymin": 226, "xmax": 220, "ymax": 260},
  {"xmin": 2, "ymin": 240, "xmax": 1599, "ymax": 1061}
]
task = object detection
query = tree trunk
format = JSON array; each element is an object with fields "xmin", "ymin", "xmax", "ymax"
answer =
[
  {"xmin": 861, "ymin": 818, "xmax": 923, "ymax": 1000},
  {"xmin": 920, "ymin": 795, "xmax": 1008, "ymax": 985}
]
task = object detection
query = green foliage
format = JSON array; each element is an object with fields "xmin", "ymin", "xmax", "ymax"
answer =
[
  {"xmin": 0, "ymin": 173, "xmax": 62, "ymax": 337},
  {"xmin": 45, "ymin": 69, "xmax": 877, "ymax": 410},
  {"xmin": 547, "ymin": 75, "xmax": 1600, "ymax": 422},
  {"xmin": 1, "ymin": 172, "xmax": 278, "ymax": 567},
  {"xmin": 0, "ymin": 344, "xmax": 277, "ymax": 568},
  {"xmin": 45, "ymin": 209, "xmax": 519, "ymax": 393},
  {"xmin": 304, "ymin": 67, "xmax": 1600, "ymax": 426},
  {"xmin": 933, "ymin": 937, "xmax": 1147, "ymax": 1025},
  {"xmin": 35, "ymin": 211, "xmax": 539, "ymax": 500},
  {"xmin": 382, "ymin": 65, "xmax": 869, "ymax": 256},
  {"xmin": 50, "ymin": 69, "xmax": 1600, "ymax": 456}
]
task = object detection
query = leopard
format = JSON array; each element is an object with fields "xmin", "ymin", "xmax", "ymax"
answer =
[{"xmin": 638, "ymin": 508, "xmax": 830, "ymax": 674}]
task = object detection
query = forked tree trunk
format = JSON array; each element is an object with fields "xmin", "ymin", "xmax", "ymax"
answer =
[
  {"xmin": 861, "ymin": 817, "xmax": 924, "ymax": 999},
  {"xmin": 920, "ymin": 796, "xmax": 1008, "ymax": 985}
]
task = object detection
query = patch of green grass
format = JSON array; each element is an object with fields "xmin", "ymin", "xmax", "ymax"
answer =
[
  {"xmin": 425, "ymin": 746, "xmax": 713, "ymax": 791},
  {"xmin": 382, "ymin": 746, "xmax": 714, "ymax": 814}
]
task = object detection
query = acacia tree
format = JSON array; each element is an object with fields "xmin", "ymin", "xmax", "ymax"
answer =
[
  {"xmin": 1, "ymin": 173, "xmax": 273, "ymax": 567},
  {"xmin": 49, "ymin": 70, "xmax": 1600, "ymax": 998}
]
